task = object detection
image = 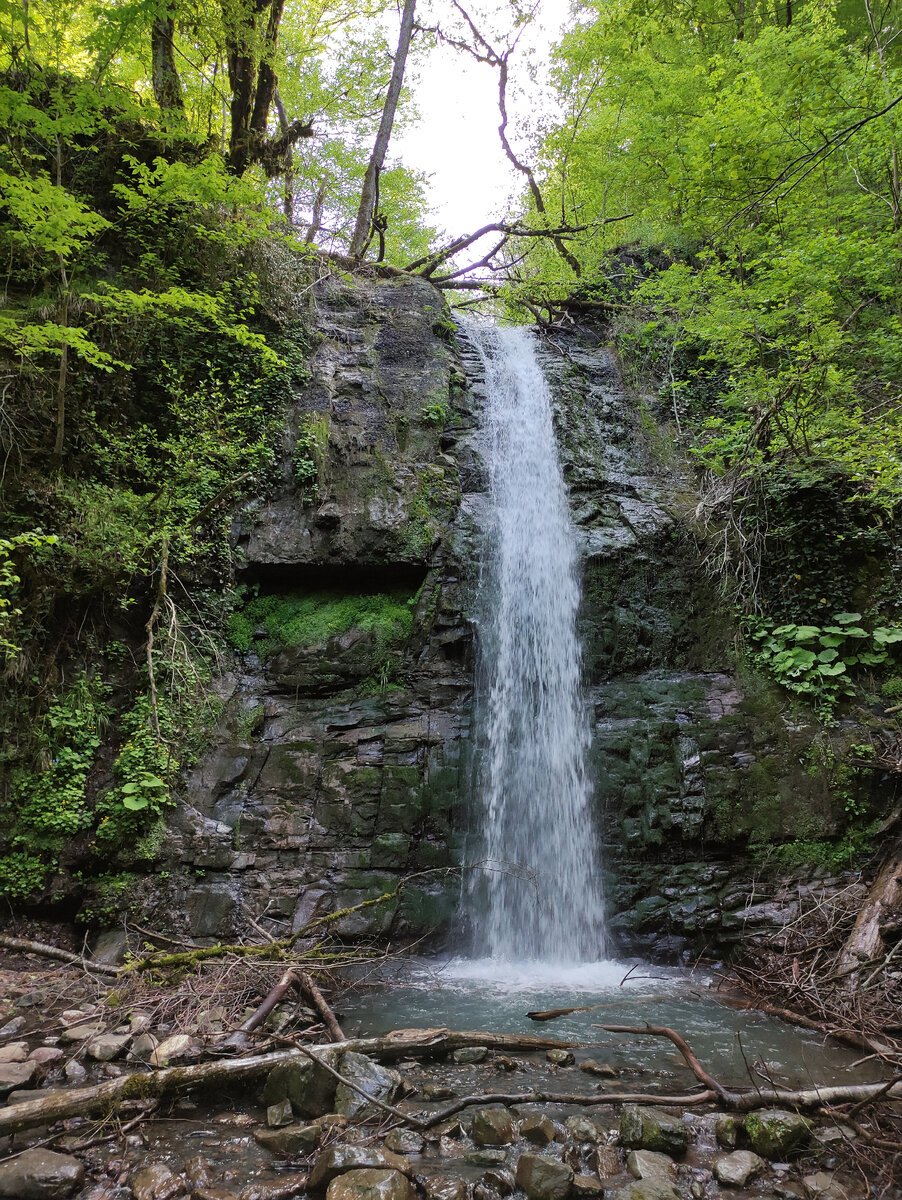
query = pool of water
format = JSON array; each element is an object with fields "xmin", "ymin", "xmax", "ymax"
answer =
[{"xmin": 336, "ymin": 956, "xmax": 878, "ymax": 1092}]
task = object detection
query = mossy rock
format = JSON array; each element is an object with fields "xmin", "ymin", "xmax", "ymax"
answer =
[{"xmin": 744, "ymin": 1110, "xmax": 813, "ymax": 1159}]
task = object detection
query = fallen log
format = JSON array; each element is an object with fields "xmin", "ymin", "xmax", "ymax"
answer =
[
  {"xmin": 0, "ymin": 1028, "xmax": 580, "ymax": 1136},
  {"xmin": 299, "ymin": 970, "xmax": 345, "ymax": 1041},
  {"xmin": 0, "ymin": 934, "xmax": 117, "ymax": 978}
]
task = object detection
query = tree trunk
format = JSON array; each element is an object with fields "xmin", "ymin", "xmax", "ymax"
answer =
[
  {"xmin": 348, "ymin": 0, "xmax": 416, "ymax": 257},
  {"xmin": 151, "ymin": 11, "xmax": 184, "ymax": 111},
  {"xmin": 837, "ymin": 846, "xmax": 902, "ymax": 981}
]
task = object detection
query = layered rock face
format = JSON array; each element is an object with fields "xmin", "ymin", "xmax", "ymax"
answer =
[
  {"xmin": 153, "ymin": 272, "xmax": 479, "ymax": 942},
  {"xmin": 152, "ymin": 275, "xmax": 856, "ymax": 956}
]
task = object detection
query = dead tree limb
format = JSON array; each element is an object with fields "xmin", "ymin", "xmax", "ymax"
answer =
[
  {"xmin": 299, "ymin": 970, "xmax": 345, "ymax": 1041},
  {"xmin": 596, "ymin": 1024, "xmax": 733, "ymax": 1102},
  {"xmin": 223, "ymin": 968, "xmax": 302, "ymax": 1051},
  {"xmin": 0, "ymin": 934, "xmax": 117, "ymax": 978}
]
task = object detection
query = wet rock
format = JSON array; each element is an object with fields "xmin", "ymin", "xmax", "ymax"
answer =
[
  {"xmin": 132, "ymin": 1162, "xmax": 187, "ymax": 1200},
  {"xmin": 589, "ymin": 1147, "xmax": 622, "ymax": 1179},
  {"xmin": 580, "ymin": 1060, "xmax": 618, "ymax": 1079},
  {"xmin": 193, "ymin": 1189, "xmax": 240, "ymax": 1200},
  {"xmin": 453, "ymin": 1047, "xmax": 487, "ymax": 1064},
  {"xmin": 0, "ymin": 1148, "xmax": 84, "ymax": 1198},
  {"xmin": 546, "ymin": 1050, "xmax": 575, "ymax": 1067},
  {"xmin": 619, "ymin": 1108, "xmax": 688, "ymax": 1157},
  {"xmin": 613, "ymin": 1180, "xmax": 681, "ymax": 1200},
  {"xmin": 472, "ymin": 1108, "xmax": 517, "ymax": 1146},
  {"xmin": 150, "ymin": 1034, "xmax": 195, "ymax": 1067},
  {"xmin": 0, "ymin": 1060, "xmax": 38, "ymax": 1094},
  {"xmin": 0, "ymin": 1015, "xmax": 27, "ymax": 1037},
  {"xmin": 87, "ymin": 1033, "xmax": 131, "ymax": 1062},
  {"xmin": 29, "ymin": 1046, "xmax": 65, "ymax": 1065},
  {"xmin": 263, "ymin": 1057, "xmax": 337, "ymax": 1119},
  {"xmin": 64, "ymin": 1060, "xmax": 87, "ymax": 1082},
  {"xmin": 421, "ymin": 1177, "xmax": 469, "ymax": 1200},
  {"xmin": 185, "ymin": 1157, "xmax": 216, "ymax": 1190},
  {"xmin": 384, "ymin": 1129, "xmax": 424, "ymax": 1155},
  {"xmin": 267, "ymin": 1099, "xmax": 295, "ymax": 1128},
  {"xmin": 713, "ymin": 1151, "xmax": 767, "ymax": 1187},
  {"xmin": 309, "ymin": 1145, "xmax": 411, "ymax": 1190},
  {"xmin": 465, "ymin": 1150, "xmax": 508, "ymax": 1167},
  {"xmin": 744, "ymin": 1110, "xmax": 813, "ymax": 1159},
  {"xmin": 714, "ymin": 1115, "xmax": 739, "ymax": 1149},
  {"xmin": 255, "ymin": 1123, "xmax": 321, "ymax": 1156},
  {"xmin": 802, "ymin": 1172, "xmax": 852, "ymax": 1200},
  {"xmin": 564, "ymin": 1117, "xmax": 601, "ymax": 1144},
  {"xmin": 571, "ymin": 1178, "xmax": 604, "ymax": 1198},
  {"xmin": 238, "ymin": 1175, "xmax": 308, "ymax": 1200},
  {"xmin": 78, "ymin": 1187, "xmax": 133, "ymax": 1200},
  {"xmin": 325, "ymin": 1169, "xmax": 414, "ymax": 1200},
  {"xmin": 129, "ymin": 1032, "xmax": 159, "ymax": 1062},
  {"xmin": 335, "ymin": 1052, "xmax": 403, "ymax": 1120},
  {"xmin": 421, "ymin": 1084, "xmax": 456, "ymax": 1101},
  {"xmin": 0, "ymin": 1041, "xmax": 28, "ymax": 1062},
  {"xmin": 481, "ymin": 1169, "xmax": 515, "ymax": 1197},
  {"xmin": 92, "ymin": 929, "xmax": 130, "ymax": 966},
  {"xmin": 520, "ymin": 1115, "xmax": 555, "ymax": 1146},
  {"xmin": 626, "ymin": 1151, "xmax": 676, "ymax": 1180},
  {"xmin": 60, "ymin": 1022, "xmax": 103, "ymax": 1044},
  {"xmin": 515, "ymin": 1153, "xmax": 574, "ymax": 1200}
]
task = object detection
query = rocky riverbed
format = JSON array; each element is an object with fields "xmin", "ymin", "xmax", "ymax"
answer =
[{"xmin": 0, "ymin": 955, "xmax": 875, "ymax": 1200}]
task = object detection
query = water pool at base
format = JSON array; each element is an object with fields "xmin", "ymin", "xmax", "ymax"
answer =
[{"xmin": 336, "ymin": 957, "xmax": 879, "ymax": 1092}]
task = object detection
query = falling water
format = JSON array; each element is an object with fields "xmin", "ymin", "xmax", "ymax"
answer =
[{"xmin": 464, "ymin": 322, "xmax": 606, "ymax": 965}]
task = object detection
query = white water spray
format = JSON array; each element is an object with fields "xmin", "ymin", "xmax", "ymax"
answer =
[{"xmin": 464, "ymin": 322, "xmax": 606, "ymax": 965}]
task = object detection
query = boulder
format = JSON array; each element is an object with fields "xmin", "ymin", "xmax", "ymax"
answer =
[
  {"xmin": 326, "ymin": 1169, "xmax": 414, "ymax": 1200},
  {"xmin": 255, "ymin": 1124, "xmax": 322, "ymax": 1156},
  {"xmin": 309, "ymin": 1145, "xmax": 411, "ymax": 1190},
  {"xmin": 0, "ymin": 1060, "xmax": 38, "ymax": 1095},
  {"xmin": 714, "ymin": 1115, "xmax": 739, "ymax": 1150},
  {"xmin": 86, "ymin": 1033, "xmax": 131, "ymax": 1062},
  {"xmin": 29, "ymin": 1047, "xmax": 65, "ymax": 1065},
  {"xmin": 421, "ymin": 1178, "xmax": 469, "ymax": 1200},
  {"xmin": 802, "ymin": 1172, "xmax": 852, "ymax": 1200},
  {"xmin": 466, "ymin": 1150, "xmax": 508, "ymax": 1167},
  {"xmin": 335, "ymin": 1052, "xmax": 403, "ymax": 1120},
  {"xmin": 626, "ymin": 1151, "xmax": 676, "ymax": 1180},
  {"xmin": 713, "ymin": 1151, "xmax": 767, "ymax": 1187},
  {"xmin": 452, "ymin": 1046, "xmax": 487, "ymax": 1064},
  {"xmin": 580, "ymin": 1060, "xmax": 618, "ymax": 1079},
  {"xmin": 131, "ymin": 1162, "xmax": 187, "ymax": 1200},
  {"xmin": 263, "ymin": 1057, "xmax": 337, "ymax": 1119},
  {"xmin": 0, "ymin": 1148, "xmax": 84, "ymax": 1199},
  {"xmin": 514, "ymin": 1153, "xmax": 574, "ymax": 1200},
  {"xmin": 472, "ymin": 1108, "xmax": 517, "ymax": 1146},
  {"xmin": 383, "ymin": 1129, "xmax": 424, "ymax": 1155},
  {"xmin": 481, "ymin": 1169, "xmax": 515, "ymax": 1197},
  {"xmin": 520, "ymin": 1115, "xmax": 556, "ymax": 1146},
  {"xmin": 546, "ymin": 1050, "xmax": 575, "ymax": 1067},
  {"xmin": 619, "ymin": 1108, "xmax": 688, "ymax": 1157},
  {"xmin": 149, "ymin": 1034, "xmax": 196, "ymax": 1067},
  {"xmin": 267, "ymin": 1099, "xmax": 295, "ymax": 1128},
  {"xmin": 564, "ymin": 1116, "xmax": 601, "ymax": 1144},
  {"xmin": 571, "ymin": 1178, "xmax": 604, "ymax": 1198},
  {"xmin": 238, "ymin": 1175, "xmax": 308, "ymax": 1200},
  {"xmin": 744, "ymin": 1110, "xmax": 813, "ymax": 1159}
]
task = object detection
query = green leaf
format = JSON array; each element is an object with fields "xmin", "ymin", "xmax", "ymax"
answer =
[
  {"xmin": 792, "ymin": 626, "xmax": 822, "ymax": 641},
  {"xmin": 121, "ymin": 794, "xmax": 149, "ymax": 811},
  {"xmin": 834, "ymin": 613, "xmax": 863, "ymax": 624},
  {"xmin": 120, "ymin": 782, "xmax": 141, "ymax": 794},
  {"xmin": 873, "ymin": 628, "xmax": 902, "ymax": 645},
  {"xmin": 818, "ymin": 662, "xmax": 848, "ymax": 676},
  {"xmin": 817, "ymin": 648, "xmax": 839, "ymax": 662}
]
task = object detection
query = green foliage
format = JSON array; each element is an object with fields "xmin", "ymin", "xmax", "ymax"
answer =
[
  {"xmin": 0, "ymin": 531, "xmax": 58, "ymax": 660},
  {"xmin": 744, "ymin": 613, "xmax": 902, "ymax": 717},
  {"xmin": 292, "ymin": 414, "xmax": 330, "ymax": 498},
  {"xmin": 227, "ymin": 589, "xmax": 414, "ymax": 656},
  {"xmin": 421, "ymin": 400, "xmax": 449, "ymax": 426}
]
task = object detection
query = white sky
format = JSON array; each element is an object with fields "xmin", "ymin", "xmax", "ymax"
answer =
[{"xmin": 392, "ymin": 0, "xmax": 572, "ymax": 241}]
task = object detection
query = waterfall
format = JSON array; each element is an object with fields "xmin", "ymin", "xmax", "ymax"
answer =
[{"xmin": 465, "ymin": 322, "xmax": 606, "ymax": 965}]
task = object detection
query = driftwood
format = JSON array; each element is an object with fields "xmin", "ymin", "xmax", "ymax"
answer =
[
  {"xmin": 527, "ymin": 1005, "xmax": 600, "ymax": 1022},
  {"xmin": 0, "ymin": 935, "xmax": 117, "ymax": 978},
  {"xmin": 837, "ymin": 848, "xmax": 902, "ymax": 981},
  {"xmin": 223, "ymin": 968, "xmax": 302, "ymax": 1052},
  {"xmin": 0, "ymin": 1028, "xmax": 578, "ymax": 1136}
]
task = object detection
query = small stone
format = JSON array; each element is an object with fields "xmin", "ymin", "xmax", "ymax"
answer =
[
  {"xmin": 589, "ymin": 1147, "xmax": 622, "ymax": 1179},
  {"xmin": 421, "ymin": 1084, "xmax": 456, "ymax": 1100},
  {"xmin": 714, "ymin": 1115, "xmax": 739, "ymax": 1150},
  {"xmin": 453, "ymin": 1046, "xmax": 488, "ymax": 1064},
  {"xmin": 150, "ymin": 1034, "xmax": 195, "ymax": 1067},
  {"xmin": 465, "ymin": 1150, "xmax": 508, "ymax": 1167},
  {"xmin": 131, "ymin": 1162, "xmax": 187, "ymax": 1200},
  {"xmin": 185, "ymin": 1157, "xmax": 216, "ymax": 1189},
  {"xmin": 0, "ymin": 1148, "xmax": 84, "ymax": 1199},
  {"xmin": 421, "ymin": 1178, "xmax": 469, "ymax": 1200},
  {"xmin": 481, "ymin": 1170, "xmax": 515, "ymax": 1197},
  {"xmin": 267, "ymin": 1099, "xmax": 295, "ymax": 1128},
  {"xmin": 15, "ymin": 993, "xmax": 44, "ymax": 1009},
  {"xmin": 255, "ymin": 1124, "xmax": 321, "ymax": 1157},
  {"xmin": 325, "ymin": 1169, "xmax": 414, "ymax": 1200},
  {"xmin": 60, "ymin": 1022, "xmax": 103, "ymax": 1044},
  {"xmin": 520, "ymin": 1115, "xmax": 555, "ymax": 1146},
  {"xmin": 237, "ymin": 1176, "xmax": 308, "ymax": 1200},
  {"xmin": 619, "ymin": 1107, "xmax": 688, "ymax": 1157},
  {"xmin": 309, "ymin": 1145, "xmax": 410, "ymax": 1190},
  {"xmin": 515, "ymin": 1153, "xmax": 574, "ymax": 1200},
  {"xmin": 0, "ymin": 1060, "xmax": 38, "ymax": 1095},
  {"xmin": 802, "ymin": 1172, "xmax": 851, "ymax": 1200},
  {"xmin": 580, "ymin": 1060, "xmax": 618, "ymax": 1078},
  {"xmin": 627, "ymin": 1151, "xmax": 676, "ymax": 1180},
  {"xmin": 193, "ymin": 1189, "xmax": 239, "ymax": 1200},
  {"xmin": 130, "ymin": 1012, "xmax": 153, "ymax": 1035},
  {"xmin": 565, "ymin": 1116, "xmax": 601, "ymax": 1144},
  {"xmin": 572, "ymin": 1177, "xmax": 604, "ymax": 1198},
  {"xmin": 87, "ymin": 1033, "xmax": 131, "ymax": 1062},
  {"xmin": 64, "ymin": 1060, "xmax": 87, "ymax": 1082},
  {"xmin": 383, "ymin": 1129, "xmax": 424, "ymax": 1155},
  {"xmin": 472, "ymin": 1108, "xmax": 517, "ymax": 1147},
  {"xmin": 545, "ymin": 1049, "xmax": 575, "ymax": 1067},
  {"xmin": 29, "ymin": 1046, "xmax": 64, "ymax": 1065},
  {"xmin": 713, "ymin": 1151, "xmax": 767, "ymax": 1187},
  {"xmin": 0, "ymin": 1015, "xmax": 27, "ymax": 1036},
  {"xmin": 744, "ymin": 1110, "xmax": 813, "ymax": 1159},
  {"xmin": 690, "ymin": 1185, "xmax": 705, "ymax": 1200},
  {"xmin": 334, "ymin": 1052, "xmax": 402, "ymax": 1121},
  {"xmin": 0, "ymin": 1041, "xmax": 28, "ymax": 1062}
]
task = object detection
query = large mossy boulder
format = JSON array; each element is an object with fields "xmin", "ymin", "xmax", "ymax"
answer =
[
  {"xmin": 334, "ymin": 1051, "xmax": 403, "ymax": 1119},
  {"xmin": 618, "ymin": 1107, "xmax": 688, "ymax": 1157},
  {"xmin": 744, "ymin": 1110, "xmax": 813, "ymax": 1159},
  {"xmin": 514, "ymin": 1153, "xmax": 574, "ymax": 1200},
  {"xmin": 263, "ymin": 1055, "xmax": 337, "ymax": 1118}
]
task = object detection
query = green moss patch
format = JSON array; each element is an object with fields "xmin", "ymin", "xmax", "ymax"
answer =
[{"xmin": 227, "ymin": 589, "xmax": 415, "ymax": 655}]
